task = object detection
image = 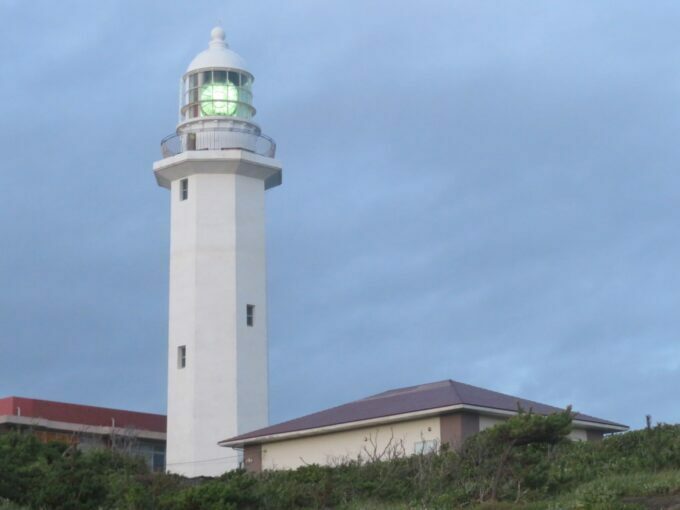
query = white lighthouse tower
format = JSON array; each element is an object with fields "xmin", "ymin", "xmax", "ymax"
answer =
[{"xmin": 153, "ymin": 27, "xmax": 282, "ymax": 477}]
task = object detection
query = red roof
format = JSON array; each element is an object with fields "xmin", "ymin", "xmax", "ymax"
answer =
[{"xmin": 0, "ymin": 397, "xmax": 166, "ymax": 433}]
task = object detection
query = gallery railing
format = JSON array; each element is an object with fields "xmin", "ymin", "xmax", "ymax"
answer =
[{"xmin": 161, "ymin": 128, "xmax": 276, "ymax": 158}]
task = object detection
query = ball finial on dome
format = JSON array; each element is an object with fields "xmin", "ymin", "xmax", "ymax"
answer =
[
  {"xmin": 211, "ymin": 26, "xmax": 225, "ymax": 42},
  {"xmin": 208, "ymin": 26, "xmax": 228, "ymax": 49}
]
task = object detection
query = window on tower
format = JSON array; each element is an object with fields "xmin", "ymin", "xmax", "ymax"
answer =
[
  {"xmin": 180, "ymin": 178, "xmax": 189, "ymax": 201},
  {"xmin": 246, "ymin": 305, "xmax": 255, "ymax": 327},
  {"xmin": 178, "ymin": 346, "xmax": 186, "ymax": 369}
]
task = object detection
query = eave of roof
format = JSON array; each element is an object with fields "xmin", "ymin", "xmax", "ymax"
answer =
[
  {"xmin": 0, "ymin": 415, "xmax": 166, "ymax": 441},
  {"xmin": 220, "ymin": 403, "xmax": 627, "ymax": 448}
]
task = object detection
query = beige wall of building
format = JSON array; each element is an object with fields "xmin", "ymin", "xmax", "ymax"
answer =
[
  {"xmin": 569, "ymin": 428, "xmax": 588, "ymax": 441},
  {"xmin": 242, "ymin": 411, "xmax": 606, "ymax": 472},
  {"xmin": 479, "ymin": 415, "xmax": 505, "ymax": 431},
  {"xmin": 259, "ymin": 416, "xmax": 441, "ymax": 470}
]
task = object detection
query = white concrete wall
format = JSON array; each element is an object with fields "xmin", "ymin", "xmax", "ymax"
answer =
[
  {"xmin": 166, "ymin": 171, "xmax": 269, "ymax": 477},
  {"xmin": 260, "ymin": 417, "xmax": 440, "ymax": 471},
  {"xmin": 235, "ymin": 175, "xmax": 268, "ymax": 435}
]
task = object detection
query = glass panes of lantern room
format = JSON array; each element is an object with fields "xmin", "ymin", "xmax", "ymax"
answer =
[{"xmin": 181, "ymin": 69, "xmax": 254, "ymax": 121}]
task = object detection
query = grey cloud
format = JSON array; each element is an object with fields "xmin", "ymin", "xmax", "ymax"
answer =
[{"xmin": 0, "ymin": 0, "xmax": 677, "ymax": 428}]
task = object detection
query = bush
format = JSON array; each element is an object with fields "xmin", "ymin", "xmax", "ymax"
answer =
[
  {"xmin": 0, "ymin": 432, "xmax": 149, "ymax": 509},
  {"xmin": 0, "ymin": 420, "xmax": 679, "ymax": 509}
]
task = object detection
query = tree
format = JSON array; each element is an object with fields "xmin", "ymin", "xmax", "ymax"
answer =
[{"xmin": 487, "ymin": 406, "xmax": 573, "ymax": 500}]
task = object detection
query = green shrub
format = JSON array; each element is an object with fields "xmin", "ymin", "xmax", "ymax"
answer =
[{"xmin": 0, "ymin": 421, "xmax": 679, "ymax": 509}]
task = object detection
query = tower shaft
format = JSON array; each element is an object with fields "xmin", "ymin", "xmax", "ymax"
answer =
[{"xmin": 156, "ymin": 151, "xmax": 280, "ymax": 476}]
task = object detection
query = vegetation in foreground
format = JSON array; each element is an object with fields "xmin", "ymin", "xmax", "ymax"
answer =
[{"xmin": 0, "ymin": 411, "xmax": 679, "ymax": 509}]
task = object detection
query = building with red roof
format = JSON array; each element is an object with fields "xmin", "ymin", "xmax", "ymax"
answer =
[{"xmin": 0, "ymin": 396, "xmax": 166, "ymax": 471}]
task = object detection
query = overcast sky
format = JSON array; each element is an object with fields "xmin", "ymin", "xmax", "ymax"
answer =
[{"xmin": 0, "ymin": 1, "xmax": 678, "ymax": 430}]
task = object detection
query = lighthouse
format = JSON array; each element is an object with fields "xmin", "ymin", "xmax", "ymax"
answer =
[{"xmin": 153, "ymin": 27, "xmax": 282, "ymax": 477}]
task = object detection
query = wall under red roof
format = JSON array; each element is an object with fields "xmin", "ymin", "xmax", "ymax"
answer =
[
  {"xmin": 0, "ymin": 397, "xmax": 13, "ymax": 417},
  {"xmin": 0, "ymin": 397, "xmax": 166, "ymax": 433}
]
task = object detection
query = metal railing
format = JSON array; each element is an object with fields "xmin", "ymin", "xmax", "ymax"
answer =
[{"xmin": 160, "ymin": 128, "xmax": 276, "ymax": 158}]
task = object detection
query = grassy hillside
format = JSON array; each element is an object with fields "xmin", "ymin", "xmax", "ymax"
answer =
[{"xmin": 0, "ymin": 413, "xmax": 678, "ymax": 509}]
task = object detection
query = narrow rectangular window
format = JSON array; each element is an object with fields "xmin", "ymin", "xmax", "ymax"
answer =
[
  {"xmin": 246, "ymin": 305, "xmax": 255, "ymax": 327},
  {"xmin": 179, "ymin": 178, "xmax": 189, "ymax": 201},
  {"xmin": 177, "ymin": 345, "xmax": 186, "ymax": 369}
]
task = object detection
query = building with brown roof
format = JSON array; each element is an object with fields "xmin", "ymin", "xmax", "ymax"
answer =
[{"xmin": 219, "ymin": 380, "xmax": 627, "ymax": 472}]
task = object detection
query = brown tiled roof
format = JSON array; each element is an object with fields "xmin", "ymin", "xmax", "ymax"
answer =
[{"xmin": 223, "ymin": 379, "xmax": 627, "ymax": 444}]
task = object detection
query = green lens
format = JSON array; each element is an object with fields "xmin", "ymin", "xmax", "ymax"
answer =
[{"xmin": 200, "ymin": 83, "xmax": 238, "ymax": 116}]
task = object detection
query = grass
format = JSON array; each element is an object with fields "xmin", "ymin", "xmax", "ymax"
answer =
[
  {"xmin": 468, "ymin": 471, "xmax": 680, "ymax": 510},
  {"xmin": 548, "ymin": 470, "xmax": 680, "ymax": 510},
  {"xmin": 336, "ymin": 471, "xmax": 680, "ymax": 510}
]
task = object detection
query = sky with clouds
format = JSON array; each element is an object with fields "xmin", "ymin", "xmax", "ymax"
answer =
[{"xmin": 0, "ymin": 1, "xmax": 678, "ymax": 431}]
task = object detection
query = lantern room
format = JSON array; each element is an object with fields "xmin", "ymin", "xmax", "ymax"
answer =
[
  {"xmin": 180, "ymin": 67, "xmax": 254, "ymax": 122},
  {"xmin": 161, "ymin": 27, "xmax": 276, "ymax": 159},
  {"xmin": 179, "ymin": 27, "xmax": 255, "ymax": 124}
]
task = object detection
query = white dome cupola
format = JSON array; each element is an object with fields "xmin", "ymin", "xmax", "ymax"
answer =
[{"xmin": 187, "ymin": 27, "xmax": 248, "ymax": 74}]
